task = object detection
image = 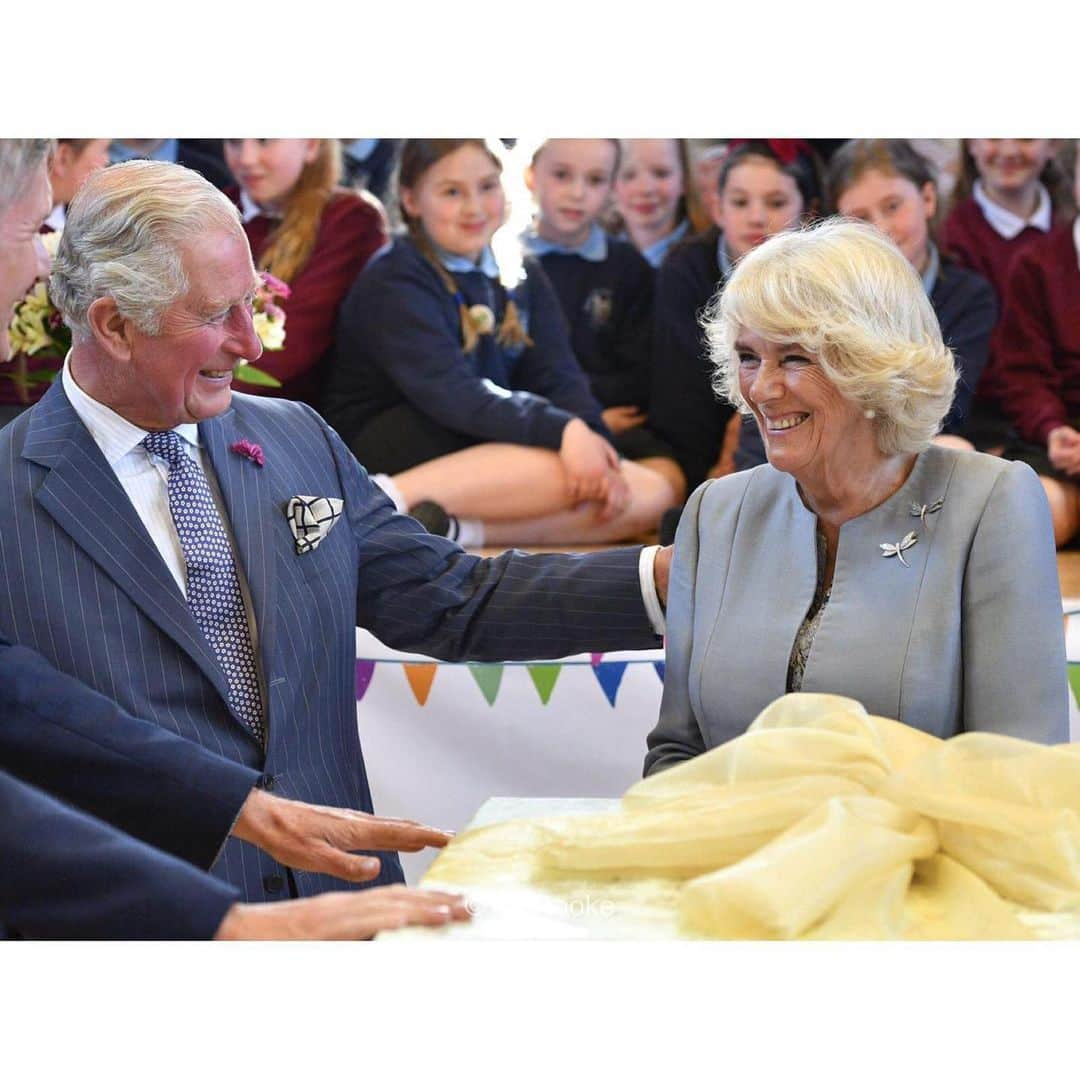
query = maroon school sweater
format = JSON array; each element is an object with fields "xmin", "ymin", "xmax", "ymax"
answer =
[
  {"xmin": 941, "ymin": 196, "xmax": 1060, "ymax": 405},
  {"xmin": 994, "ymin": 223, "xmax": 1080, "ymax": 445},
  {"xmin": 237, "ymin": 187, "xmax": 388, "ymax": 407}
]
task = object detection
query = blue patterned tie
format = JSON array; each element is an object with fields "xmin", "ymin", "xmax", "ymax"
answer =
[{"xmin": 142, "ymin": 431, "xmax": 265, "ymax": 743}]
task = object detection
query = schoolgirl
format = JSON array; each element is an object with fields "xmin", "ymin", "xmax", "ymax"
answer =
[
  {"xmin": 993, "ymin": 140, "xmax": 1080, "ymax": 547},
  {"xmin": 522, "ymin": 138, "xmax": 685, "ymax": 500},
  {"xmin": 224, "ymin": 138, "xmax": 388, "ymax": 406},
  {"xmin": 323, "ymin": 139, "xmax": 677, "ymax": 545},
  {"xmin": 649, "ymin": 140, "xmax": 820, "ymax": 491},
  {"xmin": 610, "ymin": 139, "xmax": 709, "ymax": 269}
]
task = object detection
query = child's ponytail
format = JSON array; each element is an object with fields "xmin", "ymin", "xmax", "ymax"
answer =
[{"xmin": 397, "ymin": 138, "xmax": 533, "ymax": 354}]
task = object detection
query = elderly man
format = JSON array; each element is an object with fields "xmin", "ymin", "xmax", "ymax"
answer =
[
  {"xmin": 0, "ymin": 139, "xmax": 471, "ymax": 939},
  {"xmin": 0, "ymin": 157, "xmax": 672, "ymax": 905}
]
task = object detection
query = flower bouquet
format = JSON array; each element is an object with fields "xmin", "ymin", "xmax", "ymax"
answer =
[{"xmin": 233, "ymin": 272, "xmax": 289, "ymax": 387}]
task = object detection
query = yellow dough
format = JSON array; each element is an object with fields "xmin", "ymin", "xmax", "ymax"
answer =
[{"xmin": 423, "ymin": 694, "xmax": 1080, "ymax": 939}]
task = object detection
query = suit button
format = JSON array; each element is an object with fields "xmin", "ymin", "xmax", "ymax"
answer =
[
  {"xmin": 263, "ymin": 874, "xmax": 284, "ymax": 894},
  {"xmin": 256, "ymin": 774, "xmax": 276, "ymax": 790}
]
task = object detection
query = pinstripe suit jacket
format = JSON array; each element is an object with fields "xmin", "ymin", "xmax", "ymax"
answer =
[{"xmin": 0, "ymin": 382, "xmax": 658, "ymax": 902}]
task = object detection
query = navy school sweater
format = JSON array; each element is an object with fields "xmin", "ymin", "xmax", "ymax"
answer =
[
  {"xmin": 323, "ymin": 234, "xmax": 609, "ymax": 450},
  {"xmin": 536, "ymin": 237, "xmax": 655, "ymax": 410}
]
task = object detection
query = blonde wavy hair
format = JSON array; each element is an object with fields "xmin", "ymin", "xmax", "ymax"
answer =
[
  {"xmin": 256, "ymin": 139, "xmax": 342, "ymax": 284},
  {"xmin": 705, "ymin": 218, "xmax": 957, "ymax": 455},
  {"xmin": 51, "ymin": 159, "xmax": 241, "ymax": 338}
]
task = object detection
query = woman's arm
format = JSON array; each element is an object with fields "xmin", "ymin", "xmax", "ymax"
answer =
[
  {"xmin": 643, "ymin": 481, "xmax": 711, "ymax": 774},
  {"xmin": 961, "ymin": 461, "xmax": 1069, "ymax": 741}
]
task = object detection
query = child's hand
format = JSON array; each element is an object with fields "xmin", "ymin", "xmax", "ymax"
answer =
[
  {"xmin": 602, "ymin": 405, "xmax": 648, "ymax": 434},
  {"xmin": 560, "ymin": 418, "xmax": 622, "ymax": 505},
  {"xmin": 1048, "ymin": 426, "xmax": 1080, "ymax": 476}
]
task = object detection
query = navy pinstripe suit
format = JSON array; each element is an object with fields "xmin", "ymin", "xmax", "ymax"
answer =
[{"xmin": 0, "ymin": 382, "xmax": 659, "ymax": 903}]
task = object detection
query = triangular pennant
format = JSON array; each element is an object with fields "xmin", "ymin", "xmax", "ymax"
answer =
[
  {"xmin": 355, "ymin": 659, "xmax": 376, "ymax": 702},
  {"xmin": 403, "ymin": 663, "xmax": 437, "ymax": 706},
  {"xmin": 653, "ymin": 661, "xmax": 666, "ymax": 684},
  {"xmin": 592, "ymin": 660, "xmax": 628, "ymax": 707},
  {"xmin": 1068, "ymin": 663, "xmax": 1080, "ymax": 708},
  {"xmin": 468, "ymin": 663, "xmax": 504, "ymax": 706},
  {"xmin": 527, "ymin": 663, "xmax": 562, "ymax": 705},
  {"xmin": 590, "ymin": 652, "xmax": 604, "ymax": 667}
]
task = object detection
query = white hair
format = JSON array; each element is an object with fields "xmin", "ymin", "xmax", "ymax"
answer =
[
  {"xmin": 50, "ymin": 159, "xmax": 242, "ymax": 338},
  {"xmin": 705, "ymin": 218, "xmax": 957, "ymax": 455},
  {"xmin": 0, "ymin": 139, "xmax": 53, "ymax": 215}
]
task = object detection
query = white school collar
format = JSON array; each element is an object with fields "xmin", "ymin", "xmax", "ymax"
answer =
[{"xmin": 972, "ymin": 179, "xmax": 1052, "ymax": 240}]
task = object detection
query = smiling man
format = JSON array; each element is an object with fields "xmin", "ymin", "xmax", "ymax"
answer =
[{"xmin": 0, "ymin": 158, "xmax": 672, "ymax": 906}]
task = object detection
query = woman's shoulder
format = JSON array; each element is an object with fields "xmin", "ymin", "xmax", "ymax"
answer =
[
  {"xmin": 925, "ymin": 445, "xmax": 1044, "ymax": 510},
  {"xmin": 689, "ymin": 464, "xmax": 786, "ymax": 516}
]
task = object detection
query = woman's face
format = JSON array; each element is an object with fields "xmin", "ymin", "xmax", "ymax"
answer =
[
  {"xmin": 736, "ymin": 328, "xmax": 874, "ymax": 479},
  {"xmin": 613, "ymin": 140, "xmax": 684, "ymax": 238},
  {"xmin": 716, "ymin": 157, "xmax": 804, "ymax": 260},
  {"xmin": 836, "ymin": 168, "xmax": 935, "ymax": 273},
  {"xmin": 528, "ymin": 139, "xmax": 617, "ymax": 247},
  {"xmin": 224, "ymin": 139, "xmax": 319, "ymax": 211},
  {"xmin": 400, "ymin": 144, "xmax": 507, "ymax": 262},
  {"xmin": 967, "ymin": 139, "xmax": 1056, "ymax": 201}
]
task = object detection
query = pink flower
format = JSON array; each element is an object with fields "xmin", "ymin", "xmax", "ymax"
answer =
[
  {"xmin": 259, "ymin": 272, "xmax": 292, "ymax": 301},
  {"xmin": 230, "ymin": 440, "xmax": 266, "ymax": 467}
]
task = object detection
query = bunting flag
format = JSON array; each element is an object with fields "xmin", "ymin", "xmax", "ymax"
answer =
[
  {"xmin": 1069, "ymin": 663, "xmax": 1080, "ymax": 709},
  {"xmin": 592, "ymin": 660, "xmax": 628, "ymax": 706},
  {"xmin": 403, "ymin": 662, "xmax": 438, "ymax": 706},
  {"xmin": 468, "ymin": 663, "xmax": 504, "ymax": 706},
  {"xmin": 653, "ymin": 661, "xmax": 666, "ymax": 684},
  {"xmin": 355, "ymin": 659, "xmax": 376, "ymax": 703},
  {"xmin": 527, "ymin": 664, "xmax": 562, "ymax": 704},
  {"xmin": 590, "ymin": 653, "xmax": 604, "ymax": 667}
]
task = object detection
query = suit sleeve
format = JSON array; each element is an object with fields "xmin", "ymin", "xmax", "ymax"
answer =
[
  {"xmin": 993, "ymin": 252, "xmax": 1069, "ymax": 444},
  {"xmin": 644, "ymin": 481, "xmax": 712, "ymax": 774},
  {"xmin": 309, "ymin": 412, "xmax": 660, "ymax": 659},
  {"xmin": 0, "ymin": 637, "xmax": 259, "ymax": 868},
  {"xmin": 961, "ymin": 461, "xmax": 1069, "ymax": 741},
  {"xmin": 0, "ymin": 769, "xmax": 239, "ymax": 940},
  {"xmin": 510, "ymin": 261, "xmax": 609, "ymax": 438},
  {"xmin": 337, "ymin": 256, "xmax": 579, "ymax": 449}
]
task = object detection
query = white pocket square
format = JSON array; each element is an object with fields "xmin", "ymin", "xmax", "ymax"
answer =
[{"xmin": 286, "ymin": 496, "xmax": 344, "ymax": 555}]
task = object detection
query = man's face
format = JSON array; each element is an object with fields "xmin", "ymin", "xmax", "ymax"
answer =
[
  {"xmin": 0, "ymin": 167, "xmax": 52, "ymax": 361},
  {"xmin": 117, "ymin": 227, "xmax": 263, "ymax": 430}
]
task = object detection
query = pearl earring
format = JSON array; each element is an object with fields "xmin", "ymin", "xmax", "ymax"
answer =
[{"xmin": 864, "ymin": 408, "xmax": 876, "ymax": 420}]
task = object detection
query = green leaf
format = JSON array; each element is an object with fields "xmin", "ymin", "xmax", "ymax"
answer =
[{"xmin": 232, "ymin": 365, "xmax": 283, "ymax": 388}]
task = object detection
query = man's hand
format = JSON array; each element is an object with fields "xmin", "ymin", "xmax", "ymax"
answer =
[
  {"xmin": 653, "ymin": 545, "xmax": 672, "ymax": 610},
  {"xmin": 602, "ymin": 405, "xmax": 647, "ymax": 435},
  {"xmin": 559, "ymin": 418, "xmax": 623, "ymax": 507},
  {"xmin": 1048, "ymin": 426, "xmax": 1080, "ymax": 477},
  {"xmin": 233, "ymin": 789, "xmax": 454, "ymax": 883},
  {"xmin": 214, "ymin": 886, "xmax": 471, "ymax": 940}
]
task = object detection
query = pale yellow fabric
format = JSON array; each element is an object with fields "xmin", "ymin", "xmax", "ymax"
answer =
[{"xmin": 425, "ymin": 694, "xmax": 1080, "ymax": 939}]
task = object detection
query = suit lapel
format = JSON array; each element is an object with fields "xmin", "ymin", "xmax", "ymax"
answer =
[
  {"xmin": 22, "ymin": 383, "xmax": 242, "ymax": 726},
  {"xmin": 200, "ymin": 407, "xmax": 280, "ymax": 679}
]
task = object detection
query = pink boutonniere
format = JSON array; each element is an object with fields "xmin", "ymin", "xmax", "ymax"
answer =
[{"xmin": 230, "ymin": 440, "xmax": 266, "ymax": 467}]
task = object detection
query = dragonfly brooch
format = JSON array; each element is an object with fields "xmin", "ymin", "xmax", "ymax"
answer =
[{"xmin": 880, "ymin": 531, "xmax": 919, "ymax": 567}]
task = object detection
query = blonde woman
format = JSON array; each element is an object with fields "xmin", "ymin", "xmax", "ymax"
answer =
[
  {"xmin": 646, "ymin": 219, "xmax": 1067, "ymax": 775},
  {"xmin": 223, "ymin": 138, "xmax": 388, "ymax": 405}
]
